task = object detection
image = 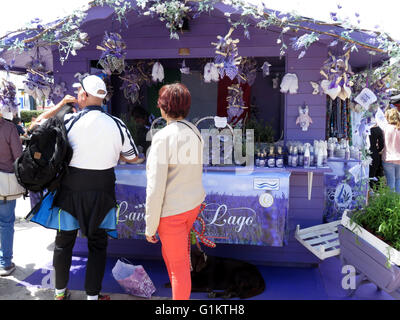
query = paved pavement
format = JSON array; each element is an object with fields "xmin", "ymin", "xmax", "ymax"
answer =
[{"xmin": 0, "ymin": 196, "xmax": 166, "ymax": 300}]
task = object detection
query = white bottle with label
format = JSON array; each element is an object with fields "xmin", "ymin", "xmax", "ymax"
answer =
[
  {"xmin": 304, "ymin": 143, "xmax": 310, "ymax": 168},
  {"xmin": 322, "ymin": 141, "xmax": 328, "ymax": 166},
  {"xmin": 316, "ymin": 141, "xmax": 323, "ymax": 167}
]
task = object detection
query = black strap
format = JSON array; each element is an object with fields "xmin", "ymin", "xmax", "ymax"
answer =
[{"xmin": 176, "ymin": 120, "xmax": 202, "ymax": 142}]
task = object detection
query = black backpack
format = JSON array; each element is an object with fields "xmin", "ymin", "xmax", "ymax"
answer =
[{"xmin": 14, "ymin": 105, "xmax": 74, "ymax": 192}]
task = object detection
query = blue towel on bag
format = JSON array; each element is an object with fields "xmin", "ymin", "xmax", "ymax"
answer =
[{"xmin": 29, "ymin": 192, "xmax": 119, "ymax": 238}]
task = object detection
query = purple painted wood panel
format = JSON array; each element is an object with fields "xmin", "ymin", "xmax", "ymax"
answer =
[{"xmin": 285, "ymin": 44, "xmax": 327, "ymax": 142}]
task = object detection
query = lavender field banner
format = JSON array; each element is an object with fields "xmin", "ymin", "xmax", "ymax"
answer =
[
  {"xmin": 323, "ymin": 159, "xmax": 369, "ymax": 223},
  {"xmin": 115, "ymin": 166, "xmax": 291, "ymax": 247}
]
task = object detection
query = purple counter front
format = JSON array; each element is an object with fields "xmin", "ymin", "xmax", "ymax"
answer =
[
  {"xmin": 115, "ymin": 165, "xmax": 291, "ymax": 247},
  {"xmin": 72, "ymin": 164, "xmax": 336, "ymax": 266}
]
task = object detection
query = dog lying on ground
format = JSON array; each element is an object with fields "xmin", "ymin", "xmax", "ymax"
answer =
[{"xmin": 165, "ymin": 247, "xmax": 266, "ymax": 299}]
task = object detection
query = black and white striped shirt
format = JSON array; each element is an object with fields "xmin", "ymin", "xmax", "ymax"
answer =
[{"xmin": 64, "ymin": 106, "xmax": 138, "ymax": 170}]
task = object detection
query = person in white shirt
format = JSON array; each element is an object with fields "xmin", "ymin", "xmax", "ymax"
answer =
[
  {"xmin": 145, "ymin": 83, "xmax": 206, "ymax": 300},
  {"xmin": 34, "ymin": 75, "xmax": 139, "ymax": 300}
]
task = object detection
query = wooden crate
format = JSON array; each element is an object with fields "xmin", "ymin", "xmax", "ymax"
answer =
[{"xmin": 295, "ymin": 220, "xmax": 341, "ymax": 260}]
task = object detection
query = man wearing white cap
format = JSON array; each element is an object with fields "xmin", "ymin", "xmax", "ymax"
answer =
[{"xmin": 34, "ymin": 75, "xmax": 140, "ymax": 300}]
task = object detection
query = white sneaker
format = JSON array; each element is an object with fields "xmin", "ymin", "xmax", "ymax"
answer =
[{"xmin": 0, "ymin": 263, "xmax": 16, "ymax": 276}]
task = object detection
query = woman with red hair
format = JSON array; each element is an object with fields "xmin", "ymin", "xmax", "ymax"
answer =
[{"xmin": 145, "ymin": 83, "xmax": 206, "ymax": 300}]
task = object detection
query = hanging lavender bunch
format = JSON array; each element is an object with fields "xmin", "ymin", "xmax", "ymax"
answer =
[
  {"xmin": 319, "ymin": 50, "xmax": 354, "ymax": 101},
  {"xmin": 23, "ymin": 57, "xmax": 53, "ymax": 101},
  {"xmin": 238, "ymin": 57, "xmax": 257, "ymax": 86},
  {"xmin": 120, "ymin": 61, "xmax": 153, "ymax": 104},
  {"xmin": 97, "ymin": 32, "xmax": 127, "ymax": 74},
  {"xmin": 226, "ymin": 84, "xmax": 247, "ymax": 124},
  {"xmin": 48, "ymin": 81, "xmax": 67, "ymax": 104},
  {"xmin": 212, "ymin": 28, "xmax": 242, "ymax": 80},
  {"xmin": 120, "ymin": 67, "xmax": 141, "ymax": 104},
  {"xmin": 0, "ymin": 79, "xmax": 19, "ymax": 116}
]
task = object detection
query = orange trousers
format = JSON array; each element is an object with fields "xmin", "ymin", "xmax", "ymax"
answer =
[{"xmin": 157, "ymin": 204, "xmax": 201, "ymax": 300}]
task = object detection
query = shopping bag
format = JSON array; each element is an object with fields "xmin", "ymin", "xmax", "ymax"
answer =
[
  {"xmin": 0, "ymin": 171, "xmax": 25, "ymax": 201},
  {"xmin": 112, "ymin": 258, "xmax": 156, "ymax": 298}
]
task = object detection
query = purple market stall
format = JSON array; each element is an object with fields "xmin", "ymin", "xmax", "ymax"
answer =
[{"xmin": 37, "ymin": 3, "xmax": 383, "ymax": 266}]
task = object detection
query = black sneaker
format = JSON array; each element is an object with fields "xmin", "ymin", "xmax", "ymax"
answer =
[
  {"xmin": 54, "ymin": 289, "xmax": 71, "ymax": 300},
  {"xmin": 0, "ymin": 263, "xmax": 16, "ymax": 277}
]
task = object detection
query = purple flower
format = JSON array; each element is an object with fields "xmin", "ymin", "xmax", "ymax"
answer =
[
  {"xmin": 337, "ymin": 4, "xmax": 342, "ymax": 9},
  {"xmin": 355, "ymin": 12, "xmax": 360, "ymax": 17}
]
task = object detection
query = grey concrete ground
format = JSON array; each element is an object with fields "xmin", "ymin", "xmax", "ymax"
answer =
[{"xmin": 0, "ymin": 196, "xmax": 168, "ymax": 300}]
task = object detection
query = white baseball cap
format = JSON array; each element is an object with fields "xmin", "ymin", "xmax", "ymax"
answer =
[{"xmin": 73, "ymin": 75, "xmax": 107, "ymax": 99}]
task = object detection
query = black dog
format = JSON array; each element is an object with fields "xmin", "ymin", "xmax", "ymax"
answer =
[{"xmin": 164, "ymin": 247, "xmax": 266, "ymax": 299}]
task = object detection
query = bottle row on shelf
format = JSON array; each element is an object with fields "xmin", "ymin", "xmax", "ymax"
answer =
[{"xmin": 255, "ymin": 138, "xmax": 362, "ymax": 168}]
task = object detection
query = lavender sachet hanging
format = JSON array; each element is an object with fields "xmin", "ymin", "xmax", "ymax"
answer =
[
  {"xmin": 212, "ymin": 28, "xmax": 242, "ymax": 80},
  {"xmin": 97, "ymin": 32, "xmax": 127, "ymax": 75}
]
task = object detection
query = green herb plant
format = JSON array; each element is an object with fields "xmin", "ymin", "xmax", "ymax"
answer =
[{"xmin": 351, "ymin": 177, "xmax": 400, "ymax": 251}]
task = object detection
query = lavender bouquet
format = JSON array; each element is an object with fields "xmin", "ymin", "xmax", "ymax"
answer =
[{"xmin": 97, "ymin": 32, "xmax": 127, "ymax": 74}]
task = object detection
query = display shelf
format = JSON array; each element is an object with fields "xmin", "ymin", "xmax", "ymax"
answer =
[
  {"xmin": 286, "ymin": 167, "xmax": 332, "ymax": 174},
  {"xmin": 295, "ymin": 220, "xmax": 341, "ymax": 260}
]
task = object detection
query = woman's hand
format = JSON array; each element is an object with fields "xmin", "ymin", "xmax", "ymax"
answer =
[{"xmin": 146, "ymin": 235, "xmax": 159, "ymax": 243}]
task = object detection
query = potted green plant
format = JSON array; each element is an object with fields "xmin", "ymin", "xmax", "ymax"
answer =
[{"xmin": 339, "ymin": 179, "xmax": 400, "ymax": 297}]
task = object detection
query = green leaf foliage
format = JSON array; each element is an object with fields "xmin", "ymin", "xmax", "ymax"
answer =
[{"xmin": 352, "ymin": 178, "xmax": 400, "ymax": 250}]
